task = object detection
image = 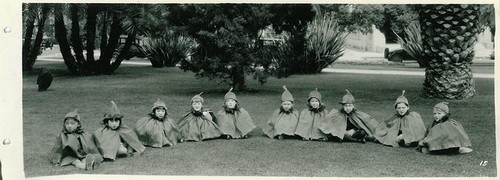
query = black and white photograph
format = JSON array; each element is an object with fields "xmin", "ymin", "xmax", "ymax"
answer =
[{"xmin": 0, "ymin": 0, "xmax": 497, "ymax": 179}]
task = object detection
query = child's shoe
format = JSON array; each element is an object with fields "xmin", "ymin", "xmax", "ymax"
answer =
[
  {"xmin": 421, "ymin": 147, "xmax": 429, "ymax": 154},
  {"xmin": 459, "ymin": 147, "xmax": 473, "ymax": 154},
  {"xmin": 277, "ymin": 135, "xmax": 284, "ymax": 140},
  {"xmin": 84, "ymin": 154, "xmax": 96, "ymax": 170}
]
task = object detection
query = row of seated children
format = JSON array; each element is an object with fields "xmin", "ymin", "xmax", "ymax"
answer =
[
  {"xmin": 49, "ymin": 86, "xmax": 473, "ymax": 170},
  {"xmin": 263, "ymin": 86, "xmax": 473, "ymax": 154}
]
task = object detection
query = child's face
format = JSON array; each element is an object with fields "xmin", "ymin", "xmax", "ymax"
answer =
[
  {"xmin": 226, "ymin": 99, "xmax": 237, "ymax": 109},
  {"xmin": 154, "ymin": 108, "xmax": 166, "ymax": 118},
  {"xmin": 343, "ymin": 103, "xmax": 355, "ymax": 113},
  {"xmin": 108, "ymin": 119, "xmax": 121, "ymax": 130},
  {"xmin": 281, "ymin": 101, "xmax": 293, "ymax": 111},
  {"xmin": 309, "ymin": 98, "xmax": 320, "ymax": 109},
  {"xmin": 396, "ymin": 103, "xmax": 409, "ymax": 116},
  {"xmin": 192, "ymin": 101, "xmax": 203, "ymax": 111},
  {"xmin": 433, "ymin": 109, "xmax": 446, "ymax": 121},
  {"xmin": 64, "ymin": 118, "xmax": 79, "ymax": 133}
]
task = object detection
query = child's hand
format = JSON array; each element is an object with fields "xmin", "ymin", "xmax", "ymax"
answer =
[{"xmin": 202, "ymin": 111, "xmax": 213, "ymax": 121}]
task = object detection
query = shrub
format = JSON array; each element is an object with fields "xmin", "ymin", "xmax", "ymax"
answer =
[
  {"xmin": 395, "ymin": 21, "xmax": 427, "ymax": 67},
  {"xmin": 140, "ymin": 32, "xmax": 197, "ymax": 67}
]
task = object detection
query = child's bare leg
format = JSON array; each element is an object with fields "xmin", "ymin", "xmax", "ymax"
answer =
[{"xmin": 72, "ymin": 159, "xmax": 86, "ymax": 169}]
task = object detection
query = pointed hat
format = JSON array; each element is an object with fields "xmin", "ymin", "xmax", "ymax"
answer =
[
  {"xmin": 434, "ymin": 102, "xmax": 449, "ymax": 114},
  {"xmin": 308, "ymin": 88, "xmax": 321, "ymax": 102},
  {"xmin": 394, "ymin": 90, "xmax": 409, "ymax": 107},
  {"xmin": 64, "ymin": 109, "xmax": 81, "ymax": 122},
  {"xmin": 152, "ymin": 98, "xmax": 167, "ymax": 111},
  {"xmin": 340, "ymin": 89, "xmax": 355, "ymax": 104},
  {"xmin": 191, "ymin": 92, "xmax": 204, "ymax": 103},
  {"xmin": 224, "ymin": 87, "xmax": 237, "ymax": 101},
  {"xmin": 281, "ymin": 85, "xmax": 294, "ymax": 102}
]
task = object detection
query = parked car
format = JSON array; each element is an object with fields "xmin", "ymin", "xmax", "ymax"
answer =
[{"xmin": 384, "ymin": 48, "xmax": 427, "ymax": 68}]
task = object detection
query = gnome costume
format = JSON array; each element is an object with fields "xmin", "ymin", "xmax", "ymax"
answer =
[
  {"xmin": 263, "ymin": 85, "xmax": 300, "ymax": 139},
  {"xmin": 178, "ymin": 93, "xmax": 223, "ymax": 142},
  {"xmin": 418, "ymin": 102, "xmax": 472, "ymax": 154},
  {"xmin": 135, "ymin": 98, "xmax": 180, "ymax": 147},
  {"xmin": 49, "ymin": 110, "xmax": 103, "ymax": 170},
  {"xmin": 294, "ymin": 88, "xmax": 329, "ymax": 140},
  {"xmin": 37, "ymin": 68, "xmax": 53, "ymax": 91},
  {"xmin": 93, "ymin": 101, "xmax": 145, "ymax": 160},
  {"xmin": 374, "ymin": 91, "xmax": 426, "ymax": 147},
  {"xmin": 216, "ymin": 88, "xmax": 256, "ymax": 139},
  {"xmin": 320, "ymin": 90, "xmax": 379, "ymax": 143}
]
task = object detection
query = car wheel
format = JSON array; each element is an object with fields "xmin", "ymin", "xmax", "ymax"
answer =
[
  {"xmin": 417, "ymin": 59, "xmax": 427, "ymax": 68},
  {"xmin": 391, "ymin": 54, "xmax": 403, "ymax": 62}
]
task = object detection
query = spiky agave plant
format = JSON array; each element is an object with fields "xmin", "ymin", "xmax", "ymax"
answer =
[
  {"xmin": 418, "ymin": 4, "xmax": 480, "ymax": 99},
  {"xmin": 305, "ymin": 15, "xmax": 347, "ymax": 74},
  {"xmin": 140, "ymin": 32, "xmax": 197, "ymax": 67},
  {"xmin": 394, "ymin": 21, "xmax": 426, "ymax": 67}
]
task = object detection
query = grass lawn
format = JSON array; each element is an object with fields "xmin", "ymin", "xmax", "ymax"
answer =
[{"xmin": 23, "ymin": 61, "xmax": 496, "ymax": 177}]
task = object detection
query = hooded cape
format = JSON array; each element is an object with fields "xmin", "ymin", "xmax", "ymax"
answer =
[
  {"xmin": 421, "ymin": 119, "xmax": 472, "ymax": 151},
  {"xmin": 263, "ymin": 109, "xmax": 300, "ymax": 138},
  {"xmin": 49, "ymin": 131, "xmax": 102, "ymax": 166},
  {"xmin": 216, "ymin": 107, "xmax": 256, "ymax": 138},
  {"xmin": 374, "ymin": 111, "xmax": 426, "ymax": 147},
  {"xmin": 320, "ymin": 108, "xmax": 379, "ymax": 139},
  {"xmin": 294, "ymin": 108, "xmax": 329, "ymax": 139},
  {"xmin": 135, "ymin": 115, "xmax": 180, "ymax": 147},
  {"xmin": 178, "ymin": 111, "xmax": 222, "ymax": 141},
  {"xmin": 93, "ymin": 125, "xmax": 145, "ymax": 160}
]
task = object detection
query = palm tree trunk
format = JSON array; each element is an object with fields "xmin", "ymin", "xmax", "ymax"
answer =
[
  {"xmin": 86, "ymin": 4, "xmax": 99, "ymax": 62},
  {"xmin": 54, "ymin": 4, "xmax": 78, "ymax": 73},
  {"xmin": 97, "ymin": 13, "xmax": 122, "ymax": 74},
  {"xmin": 100, "ymin": 10, "xmax": 108, "ymax": 54},
  {"xmin": 70, "ymin": 4, "xmax": 85, "ymax": 65},
  {"xmin": 110, "ymin": 33, "xmax": 135, "ymax": 72},
  {"xmin": 22, "ymin": 4, "xmax": 37, "ymax": 71},
  {"xmin": 419, "ymin": 4, "xmax": 480, "ymax": 99},
  {"xmin": 25, "ymin": 4, "xmax": 50, "ymax": 71}
]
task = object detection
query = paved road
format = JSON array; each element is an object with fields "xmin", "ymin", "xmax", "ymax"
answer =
[{"xmin": 37, "ymin": 46, "xmax": 494, "ymax": 79}]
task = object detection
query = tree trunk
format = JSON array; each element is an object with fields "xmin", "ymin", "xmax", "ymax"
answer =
[
  {"xmin": 86, "ymin": 4, "xmax": 98, "ymax": 62},
  {"xmin": 110, "ymin": 33, "xmax": 135, "ymax": 72},
  {"xmin": 419, "ymin": 4, "xmax": 480, "ymax": 99},
  {"xmin": 100, "ymin": 10, "xmax": 108, "ymax": 53},
  {"xmin": 70, "ymin": 4, "xmax": 85, "ymax": 65},
  {"xmin": 25, "ymin": 4, "xmax": 50, "ymax": 71},
  {"xmin": 232, "ymin": 64, "xmax": 247, "ymax": 91},
  {"xmin": 54, "ymin": 5, "xmax": 79, "ymax": 73},
  {"xmin": 22, "ymin": 4, "xmax": 36, "ymax": 71},
  {"xmin": 97, "ymin": 13, "xmax": 122, "ymax": 74}
]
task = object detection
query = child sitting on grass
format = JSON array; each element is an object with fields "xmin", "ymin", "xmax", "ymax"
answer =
[
  {"xmin": 374, "ymin": 91, "xmax": 426, "ymax": 147},
  {"xmin": 216, "ymin": 88, "xmax": 256, "ymax": 139},
  {"xmin": 295, "ymin": 88, "xmax": 329, "ymax": 141},
  {"xmin": 320, "ymin": 90, "xmax": 379, "ymax": 143},
  {"xmin": 263, "ymin": 85, "xmax": 300, "ymax": 140},
  {"xmin": 49, "ymin": 110, "xmax": 103, "ymax": 170},
  {"xmin": 178, "ymin": 93, "xmax": 222, "ymax": 142},
  {"xmin": 135, "ymin": 98, "xmax": 180, "ymax": 147},
  {"xmin": 418, "ymin": 102, "xmax": 473, "ymax": 154},
  {"xmin": 93, "ymin": 101, "xmax": 145, "ymax": 161}
]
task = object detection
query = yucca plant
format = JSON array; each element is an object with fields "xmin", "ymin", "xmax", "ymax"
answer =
[
  {"xmin": 394, "ymin": 21, "xmax": 427, "ymax": 67},
  {"xmin": 304, "ymin": 15, "xmax": 347, "ymax": 74},
  {"xmin": 140, "ymin": 32, "xmax": 197, "ymax": 67},
  {"xmin": 418, "ymin": 4, "xmax": 480, "ymax": 99}
]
